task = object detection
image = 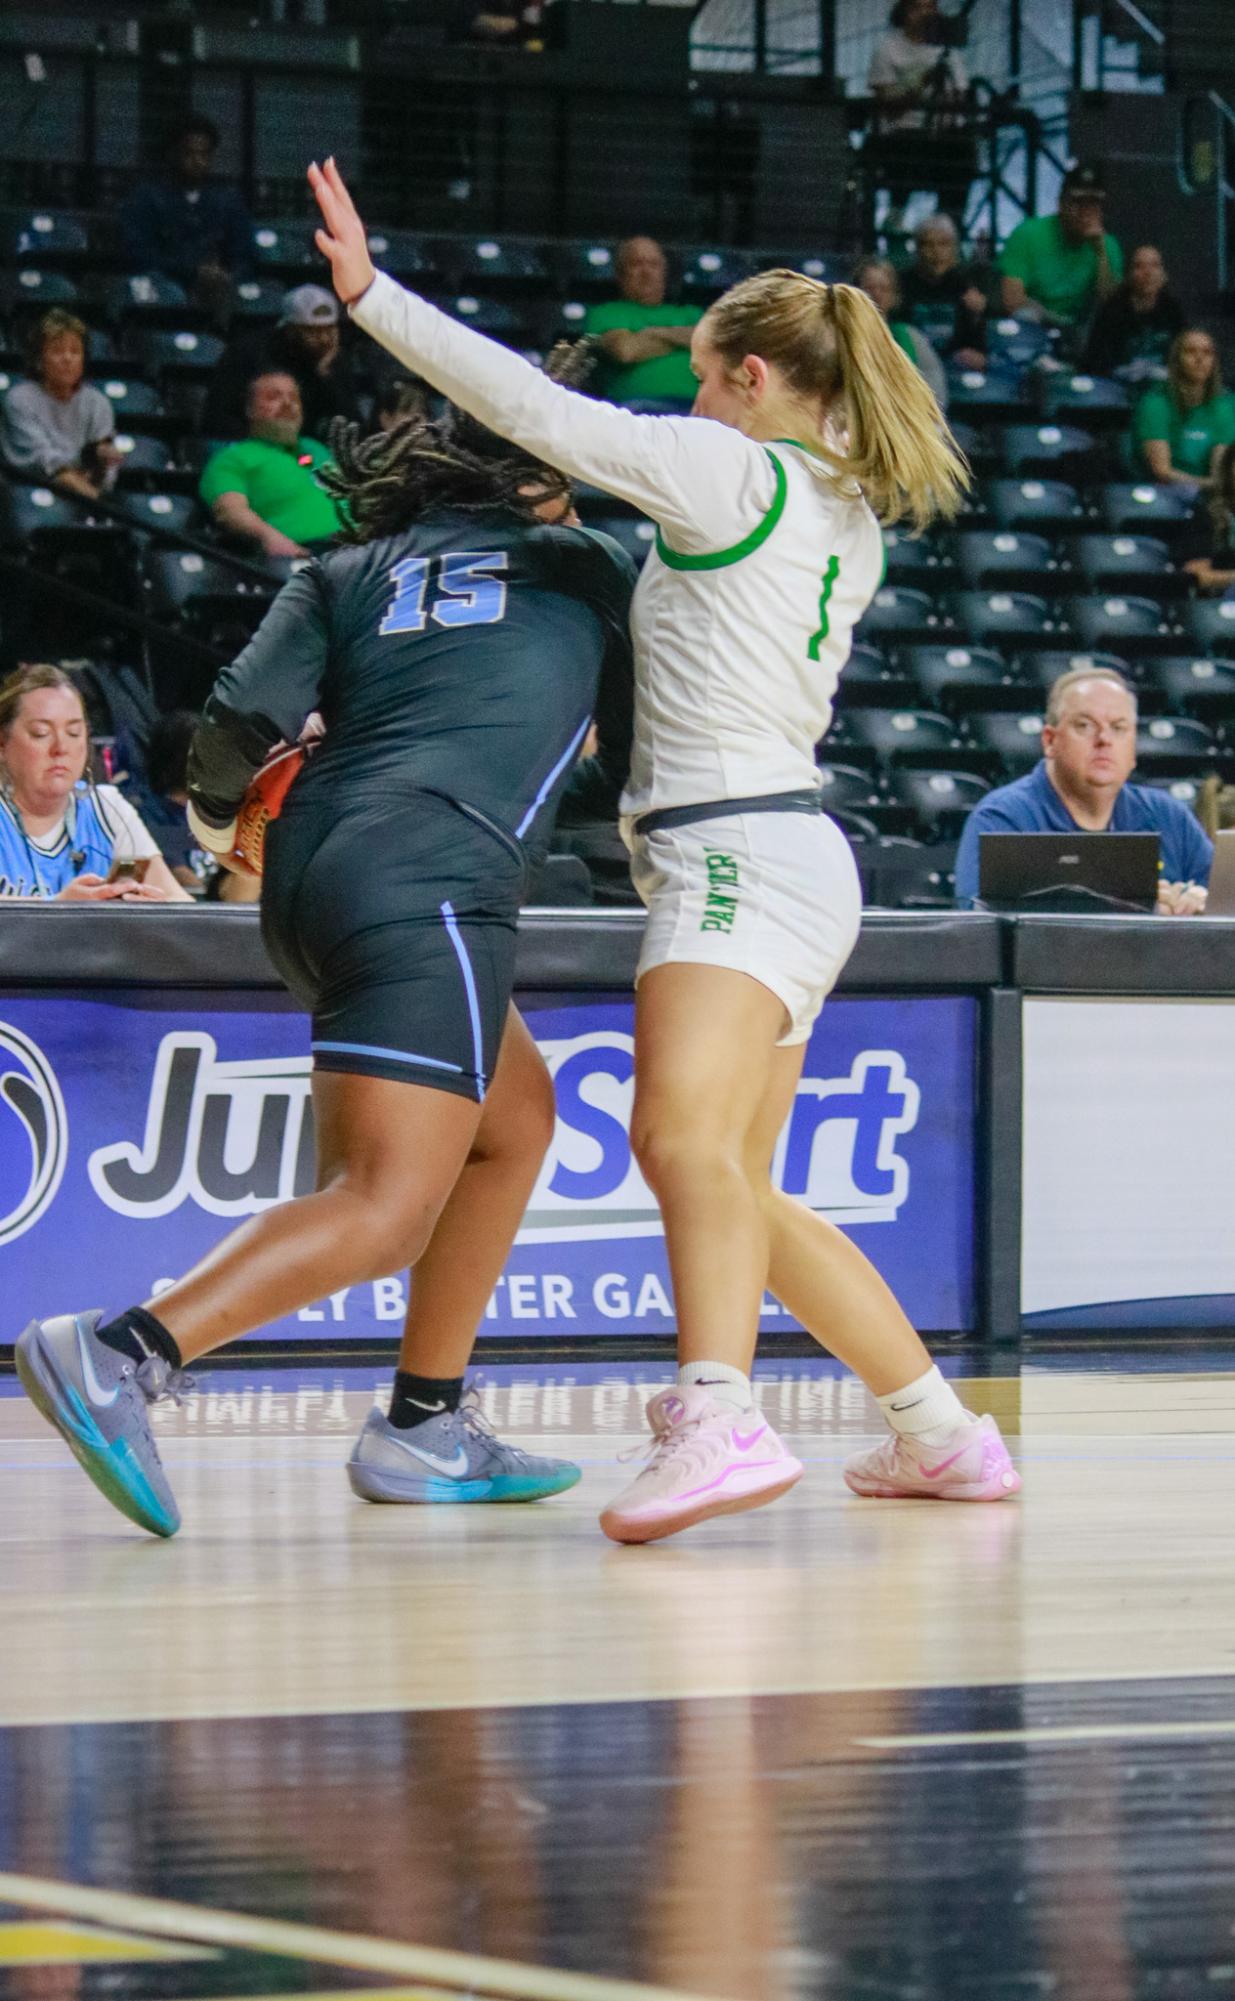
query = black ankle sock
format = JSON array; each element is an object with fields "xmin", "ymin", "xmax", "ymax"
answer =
[
  {"xmin": 388, "ymin": 1371, "xmax": 464, "ymax": 1430},
  {"xmin": 96, "ymin": 1307, "xmax": 183, "ymax": 1372}
]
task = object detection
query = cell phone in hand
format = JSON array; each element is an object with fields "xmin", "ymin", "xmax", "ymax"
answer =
[{"xmin": 107, "ymin": 856, "xmax": 151, "ymax": 884}]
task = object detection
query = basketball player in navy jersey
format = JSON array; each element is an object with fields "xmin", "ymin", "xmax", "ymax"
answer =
[{"xmin": 15, "ymin": 402, "xmax": 636, "ymax": 1536}]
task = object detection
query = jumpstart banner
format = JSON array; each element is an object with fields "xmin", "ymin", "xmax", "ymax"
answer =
[{"xmin": 0, "ymin": 990, "xmax": 978, "ymax": 1336}]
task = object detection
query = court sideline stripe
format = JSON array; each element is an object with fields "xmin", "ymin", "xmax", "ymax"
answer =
[
  {"xmin": 0, "ymin": 1874, "xmax": 710, "ymax": 2001},
  {"xmin": 858, "ymin": 1720, "xmax": 1235, "ymax": 1750}
]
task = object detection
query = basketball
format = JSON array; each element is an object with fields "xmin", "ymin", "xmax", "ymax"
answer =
[{"xmin": 230, "ymin": 745, "xmax": 306, "ymax": 878}]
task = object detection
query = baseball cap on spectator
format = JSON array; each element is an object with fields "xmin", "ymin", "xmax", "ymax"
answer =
[
  {"xmin": 1061, "ymin": 163, "xmax": 1106, "ymax": 199},
  {"xmin": 279, "ymin": 285, "xmax": 340, "ymax": 327}
]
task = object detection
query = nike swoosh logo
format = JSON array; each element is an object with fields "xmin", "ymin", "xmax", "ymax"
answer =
[
  {"xmin": 406, "ymin": 1398, "xmax": 446, "ymax": 1413},
  {"xmin": 921, "ymin": 1445, "xmax": 970, "ymax": 1480},
  {"xmin": 76, "ymin": 1318, "xmax": 120, "ymax": 1408},
  {"xmin": 391, "ymin": 1436, "xmax": 470, "ymax": 1478},
  {"xmin": 889, "ymin": 1397, "xmax": 925, "ymax": 1412},
  {"xmin": 733, "ymin": 1425, "xmax": 768, "ymax": 1452}
]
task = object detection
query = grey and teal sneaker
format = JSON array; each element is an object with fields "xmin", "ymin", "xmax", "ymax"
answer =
[
  {"xmin": 347, "ymin": 1392, "xmax": 581, "ymax": 1504},
  {"xmin": 15, "ymin": 1311, "xmax": 187, "ymax": 1538}
]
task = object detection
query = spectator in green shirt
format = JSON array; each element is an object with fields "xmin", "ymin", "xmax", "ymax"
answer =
[
  {"xmin": 1134, "ymin": 328, "xmax": 1235, "ymax": 490},
  {"xmin": 999, "ymin": 163, "xmax": 1123, "ymax": 336},
  {"xmin": 582, "ymin": 237, "xmax": 702, "ymax": 411},
  {"xmin": 199, "ymin": 371, "xmax": 343, "ymax": 557}
]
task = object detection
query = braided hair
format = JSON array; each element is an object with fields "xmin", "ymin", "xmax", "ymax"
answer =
[{"xmin": 321, "ymin": 338, "xmax": 597, "ymax": 545}]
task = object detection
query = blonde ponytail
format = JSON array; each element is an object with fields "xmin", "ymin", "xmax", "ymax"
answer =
[{"xmin": 704, "ymin": 270, "xmax": 969, "ymax": 533}]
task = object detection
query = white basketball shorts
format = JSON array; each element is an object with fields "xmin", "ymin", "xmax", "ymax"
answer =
[{"xmin": 628, "ymin": 809, "xmax": 862, "ymax": 1046}]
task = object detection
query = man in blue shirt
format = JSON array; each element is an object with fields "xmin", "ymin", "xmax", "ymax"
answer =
[
  {"xmin": 955, "ymin": 666, "xmax": 1213, "ymax": 912},
  {"xmin": 119, "ymin": 115, "xmax": 253, "ymax": 322}
]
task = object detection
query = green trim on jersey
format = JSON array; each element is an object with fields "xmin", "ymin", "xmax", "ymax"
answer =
[
  {"xmin": 655, "ymin": 448, "xmax": 788, "ymax": 571},
  {"xmin": 807, "ymin": 555, "xmax": 841, "ymax": 662}
]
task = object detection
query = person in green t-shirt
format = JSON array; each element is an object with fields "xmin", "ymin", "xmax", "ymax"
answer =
[
  {"xmin": 582, "ymin": 237, "xmax": 702, "ymax": 411},
  {"xmin": 999, "ymin": 162, "xmax": 1123, "ymax": 334},
  {"xmin": 1134, "ymin": 328, "xmax": 1235, "ymax": 488},
  {"xmin": 198, "ymin": 370, "xmax": 344, "ymax": 556}
]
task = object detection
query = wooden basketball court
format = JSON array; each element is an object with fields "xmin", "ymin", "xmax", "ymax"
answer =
[{"xmin": 2, "ymin": 1350, "xmax": 1233, "ymax": 2000}]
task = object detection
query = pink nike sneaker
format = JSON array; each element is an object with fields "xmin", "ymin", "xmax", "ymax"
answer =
[
  {"xmin": 843, "ymin": 1413, "xmax": 1020, "ymax": 1501},
  {"xmin": 600, "ymin": 1386, "xmax": 804, "ymax": 1545}
]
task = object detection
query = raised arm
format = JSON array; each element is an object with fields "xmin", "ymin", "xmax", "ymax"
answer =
[{"xmin": 309, "ymin": 159, "xmax": 775, "ymax": 556}]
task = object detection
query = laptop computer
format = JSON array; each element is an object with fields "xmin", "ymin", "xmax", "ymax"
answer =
[
  {"xmin": 1203, "ymin": 827, "xmax": 1235, "ymax": 915},
  {"xmin": 977, "ymin": 831, "xmax": 1161, "ymax": 912}
]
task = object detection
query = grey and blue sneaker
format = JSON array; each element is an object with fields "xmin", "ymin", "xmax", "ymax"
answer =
[
  {"xmin": 14, "ymin": 1311, "xmax": 187, "ymax": 1538},
  {"xmin": 347, "ymin": 1392, "xmax": 581, "ymax": 1504}
]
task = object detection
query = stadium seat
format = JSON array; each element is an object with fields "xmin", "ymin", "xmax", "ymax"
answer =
[
  {"xmin": 1135, "ymin": 715, "xmax": 1217, "ymax": 768},
  {"xmin": 890, "ymin": 767, "xmax": 991, "ymax": 836},
  {"xmin": 815, "ymin": 762, "xmax": 884, "ymax": 814},
  {"xmin": 842, "ymin": 708, "xmax": 959, "ymax": 761},
  {"xmin": 140, "ymin": 330, "xmax": 227, "ymax": 380},
  {"xmin": 3, "ymin": 267, "xmax": 79, "ymax": 312},
  {"xmin": 1000, "ymin": 424, "xmax": 1098, "ymax": 482},
  {"xmin": 680, "ymin": 248, "xmax": 750, "ymax": 300},
  {"xmin": 112, "ymin": 433, "xmax": 183, "ymax": 488},
  {"xmin": 861, "ymin": 836, "xmax": 957, "ymax": 909},
  {"xmin": 12, "ymin": 213, "xmax": 90, "ymax": 263},
  {"xmin": 455, "ymin": 239, "xmax": 548, "ymax": 288},
  {"xmin": 882, "ymin": 529, "xmax": 955, "ymax": 585},
  {"xmin": 1071, "ymin": 534, "xmax": 1178, "ymax": 598},
  {"xmin": 968, "ymin": 709, "xmax": 1046, "ymax": 773},
  {"xmin": 843, "ymin": 640, "xmax": 902, "ymax": 694},
  {"xmin": 956, "ymin": 530, "xmax": 1059, "ymax": 593},
  {"xmin": 560, "ymin": 242, "xmax": 616, "ymax": 296},
  {"xmin": 1138, "ymin": 773, "xmax": 1208, "ymax": 813},
  {"xmin": 232, "ymin": 280, "xmax": 286, "ymax": 322},
  {"xmin": 253, "ymin": 225, "xmax": 317, "ymax": 273},
  {"xmin": 0, "ymin": 481, "xmax": 82, "ymax": 545},
  {"xmin": 96, "ymin": 376, "xmax": 168, "ymax": 435},
  {"xmin": 590, "ymin": 515, "xmax": 657, "ymax": 566},
  {"xmin": 105, "ymin": 274, "xmax": 191, "ymax": 326},
  {"xmin": 143, "ymin": 547, "xmax": 274, "ymax": 632},
  {"xmin": 947, "ymin": 366, "xmax": 1030, "ymax": 421},
  {"xmin": 1100, "ymin": 482, "xmax": 1197, "ymax": 540},
  {"xmin": 1067, "ymin": 594, "xmax": 1174, "ymax": 655},
  {"xmin": 116, "ymin": 490, "xmax": 199, "ymax": 538},
  {"xmin": 985, "ymin": 477, "xmax": 1085, "ymax": 534},
  {"xmin": 1144, "ymin": 655, "xmax": 1235, "ymax": 719},
  {"xmin": 856, "ymin": 585, "xmax": 943, "ymax": 643},
  {"xmin": 949, "ymin": 419, "xmax": 998, "ymax": 474},
  {"xmin": 1017, "ymin": 649, "xmax": 1132, "ymax": 695},
  {"xmin": 985, "ymin": 316, "xmax": 1051, "ymax": 369},
  {"xmin": 1038, "ymin": 371, "xmax": 1130, "ymax": 427},
  {"xmin": 829, "ymin": 806, "xmax": 884, "ymax": 843},
  {"xmin": 902, "ymin": 645, "xmax": 1025, "ymax": 709},
  {"xmin": 1183, "ymin": 598, "xmax": 1235, "ymax": 658},
  {"xmin": 952, "ymin": 590, "xmax": 1057, "ymax": 648},
  {"xmin": 448, "ymin": 295, "xmax": 531, "ymax": 342}
]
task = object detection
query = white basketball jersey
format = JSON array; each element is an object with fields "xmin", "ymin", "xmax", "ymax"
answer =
[{"xmin": 622, "ymin": 442, "xmax": 884, "ymax": 818}]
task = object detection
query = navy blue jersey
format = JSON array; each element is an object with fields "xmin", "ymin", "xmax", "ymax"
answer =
[{"xmin": 189, "ymin": 507, "xmax": 636, "ymax": 862}]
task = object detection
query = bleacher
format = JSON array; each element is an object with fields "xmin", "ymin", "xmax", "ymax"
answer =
[{"xmin": 3, "ymin": 201, "xmax": 1234, "ymax": 909}]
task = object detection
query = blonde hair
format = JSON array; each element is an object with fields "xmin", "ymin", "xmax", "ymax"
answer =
[
  {"xmin": 1044, "ymin": 666, "xmax": 1136, "ymax": 727},
  {"xmin": 702, "ymin": 269, "xmax": 968, "ymax": 531}
]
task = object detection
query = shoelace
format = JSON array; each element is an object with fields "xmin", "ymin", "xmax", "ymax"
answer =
[
  {"xmin": 132, "ymin": 1355, "xmax": 197, "ymax": 1407},
  {"xmin": 617, "ymin": 1409, "xmax": 708, "ymax": 1468},
  {"xmin": 457, "ymin": 1391, "xmax": 536, "ymax": 1465}
]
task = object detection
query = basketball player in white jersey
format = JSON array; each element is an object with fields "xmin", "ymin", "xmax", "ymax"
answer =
[{"xmin": 311, "ymin": 158, "xmax": 1020, "ymax": 1543}]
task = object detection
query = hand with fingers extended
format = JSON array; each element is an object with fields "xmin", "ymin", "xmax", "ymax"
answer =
[{"xmin": 307, "ymin": 158, "xmax": 376, "ymax": 309}]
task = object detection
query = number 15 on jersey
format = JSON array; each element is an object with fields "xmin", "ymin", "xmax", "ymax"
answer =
[{"xmin": 380, "ymin": 551, "xmax": 509, "ymax": 635}]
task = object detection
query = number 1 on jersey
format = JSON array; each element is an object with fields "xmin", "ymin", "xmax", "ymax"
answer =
[{"xmin": 381, "ymin": 552, "xmax": 509, "ymax": 635}]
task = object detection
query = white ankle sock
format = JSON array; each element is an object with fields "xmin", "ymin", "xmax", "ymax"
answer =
[
  {"xmin": 877, "ymin": 1365, "xmax": 967, "ymax": 1447},
  {"xmin": 677, "ymin": 1360, "xmax": 752, "ymax": 1411}
]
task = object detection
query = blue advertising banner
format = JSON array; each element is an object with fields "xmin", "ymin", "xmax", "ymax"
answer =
[{"xmin": 0, "ymin": 990, "xmax": 977, "ymax": 1337}]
